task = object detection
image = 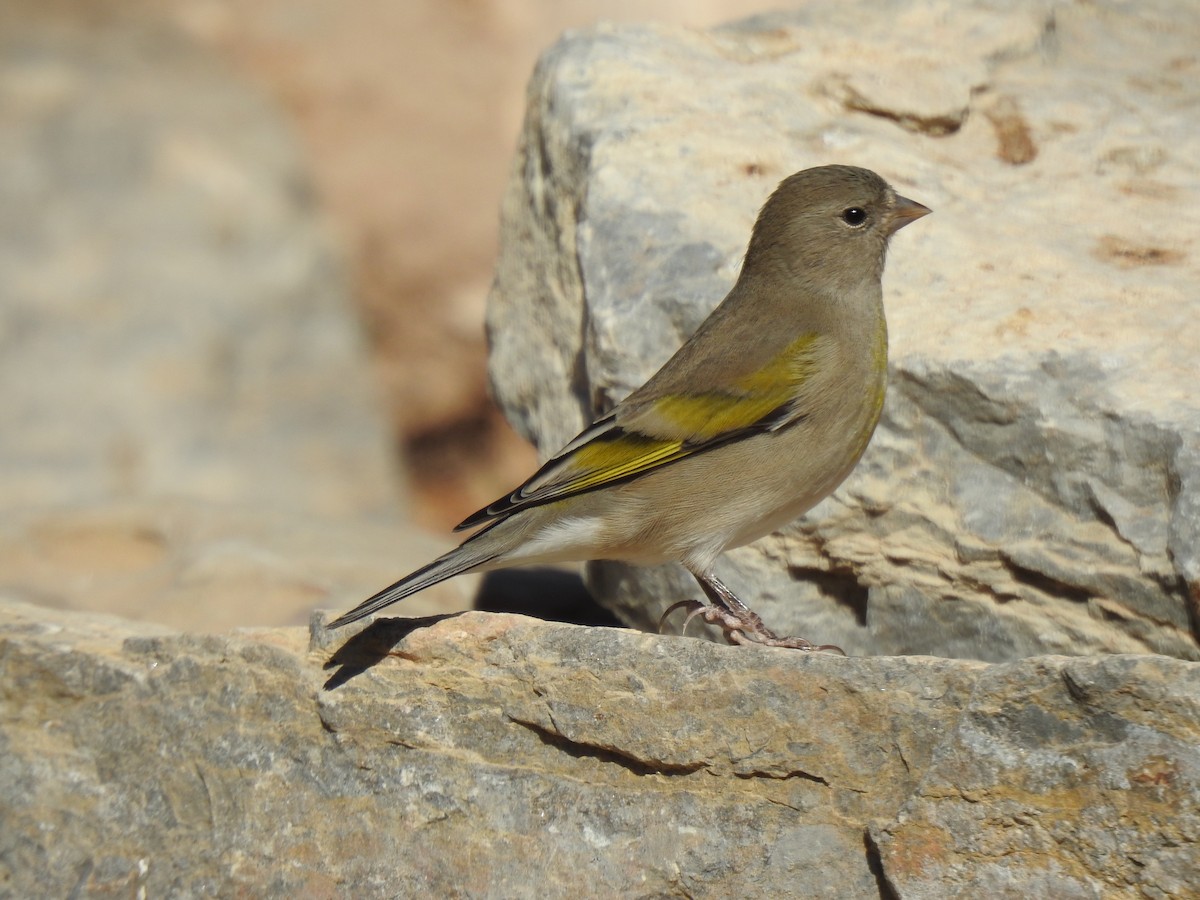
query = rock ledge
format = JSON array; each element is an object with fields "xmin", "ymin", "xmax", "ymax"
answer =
[{"xmin": 2, "ymin": 599, "xmax": 1195, "ymax": 897}]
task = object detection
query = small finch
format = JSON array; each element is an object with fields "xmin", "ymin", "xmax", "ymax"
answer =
[{"xmin": 330, "ymin": 165, "xmax": 929, "ymax": 650}]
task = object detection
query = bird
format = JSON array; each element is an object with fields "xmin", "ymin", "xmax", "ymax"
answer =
[{"xmin": 329, "ymin": 165, "xmax": 929, "ymax": 650}]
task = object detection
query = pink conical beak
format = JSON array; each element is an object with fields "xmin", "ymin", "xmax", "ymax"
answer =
[{"xmin": 887, "ymin": 194, "xmax": 931, "ymax": 235}]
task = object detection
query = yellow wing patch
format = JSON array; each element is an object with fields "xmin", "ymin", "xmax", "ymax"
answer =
[
  {"xmin": 564, "ymin": 432, "xmax": 690, "ymax": 491},
  {"xmin": 735, "ymin": 331, "xmax": 821, "ymax": 394},
  {"xmin": 456, "ymin": 331, "xmax": 823, "ymax": 529},
  {"xmin": 637, "ymin": 332, "xmax": 821, "ymax": 441}
]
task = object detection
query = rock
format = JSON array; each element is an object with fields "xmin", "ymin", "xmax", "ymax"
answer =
[
  {"xmin": 872, "ymin": 654, "xmax": 1200, "ymax": 898},
  {"xmin": 0, "ymin": 6, "xmax": 401, "ymax": 520},
  {"xmin": 485, "ymin": 0, "xmax": 1200, "ymax": 660},
  {"xmin": 1, "ymin": 599, "xmax": 1195, "ymax": 896}
]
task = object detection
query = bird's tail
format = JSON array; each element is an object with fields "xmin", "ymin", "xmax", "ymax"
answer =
[{"xmin": 326, "ymin": 524, "xmax": 504, "ymax": 629}]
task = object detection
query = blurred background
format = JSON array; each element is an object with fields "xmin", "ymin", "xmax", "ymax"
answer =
[
  {"xmin": 152, "ymin": 0, "xmax": 774, "ymax": 528},
  {"xmin": 0, "ymin": 0, "xmax": 770, "ymax": 630}
]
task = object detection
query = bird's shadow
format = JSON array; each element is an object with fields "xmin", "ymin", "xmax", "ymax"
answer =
[
  {"xmin": 473, "ymin": 568, "xmax": 620, "ymax": 627},
  {"xmin": 321, "ymin": 567, "xmax": 620, "ymax": 690},
  {"xmin": 321, "ymin": 613, "xmax": 461, "ymax": 691}
]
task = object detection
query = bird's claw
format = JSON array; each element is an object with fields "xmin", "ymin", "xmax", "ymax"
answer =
[
  {"xmin": 657, "ymin": 599, "xmax": 712, "ymax": 635},
  {"xmin": 658, "ymin": 599, "xmax": 845, "ymax": 655}
]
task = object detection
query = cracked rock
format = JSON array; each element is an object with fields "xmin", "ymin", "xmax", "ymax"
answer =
[{"xmin": 1, "ymin": 600, "xmax": 1195, "ymax": 897}]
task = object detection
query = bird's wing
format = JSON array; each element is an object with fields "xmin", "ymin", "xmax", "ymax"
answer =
[{"xmin": 454, "ymin": 332, "xmax": 825, "ymax": 531}]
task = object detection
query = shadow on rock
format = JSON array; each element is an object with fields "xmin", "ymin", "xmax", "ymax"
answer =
[
  {"xmin": 474, "ymin": 567, "xmax": 621, "ymax": 627},
  {"xmin": 322, "ymin": 614, "xmax": 462, "ymax": 690}
]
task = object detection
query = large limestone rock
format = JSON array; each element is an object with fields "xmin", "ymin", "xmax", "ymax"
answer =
[
  {"xmin": 486, "ymin": 0, "xmax": 1200, "ymax": 660},
  {"xmin": 0, "ymin": 599, "xmax": 1195, "ymax": 896}
]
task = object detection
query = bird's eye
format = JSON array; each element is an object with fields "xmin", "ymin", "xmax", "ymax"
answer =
[{"xmin": 841, "ymin": 207, "xmax": 868, "ymax": 227}]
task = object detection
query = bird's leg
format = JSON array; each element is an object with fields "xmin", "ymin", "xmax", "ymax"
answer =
[
  {"xmin": 657, "ymin": 576, "xmax": 773, "ymax": 640},
  {"xmin": 667, "ymin": 571, "xmax": 844, "ymax": 654}
]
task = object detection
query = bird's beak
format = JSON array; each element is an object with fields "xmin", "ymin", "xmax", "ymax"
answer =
[{"xmin": 886, "ymin": 194, "xmax": 931, "ymax": 235}]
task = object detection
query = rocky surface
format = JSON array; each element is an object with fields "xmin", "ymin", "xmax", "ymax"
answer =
[
  {"xmin": 872, "ymin": 654, "xmax": 1200, "ymax": 898},
  {"xmin": 1, "ymin": 599, "xmax": 1195, "ymax": 897},
  {"xmin": 486, "ymin": 0, "xmax": 1200, "ymax": 661}
]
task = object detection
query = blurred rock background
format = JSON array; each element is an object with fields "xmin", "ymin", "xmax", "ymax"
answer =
[
  {"xmin": 149, "ymin": 0, "xmax": 770, "ymax": 526},
  {"xmin": 0, "ymin": 0, "xmax": 764, "ymax": 630}
]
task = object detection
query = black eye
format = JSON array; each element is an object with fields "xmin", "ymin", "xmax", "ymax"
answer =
[{"xmin": 841, "ymin": 207, "xmax": 868, "ymax": 227}]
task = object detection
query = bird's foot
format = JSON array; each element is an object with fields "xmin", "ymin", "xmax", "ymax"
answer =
[{"xmin": 658, "ymin": 596, "xmax": 845, "ymax": 655}]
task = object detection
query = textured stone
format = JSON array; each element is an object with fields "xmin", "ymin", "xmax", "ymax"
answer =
[
  {"xmin": 485, "ymin": 0, "xmax": 1200, "ymax": 660},
  {"xmin": 873, "ymin": 654, "xmax": 1200, "ymax": 899},
  {"xmin": 1, "ymin": 600, "xmax": 1195, "ymax": 896}
]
